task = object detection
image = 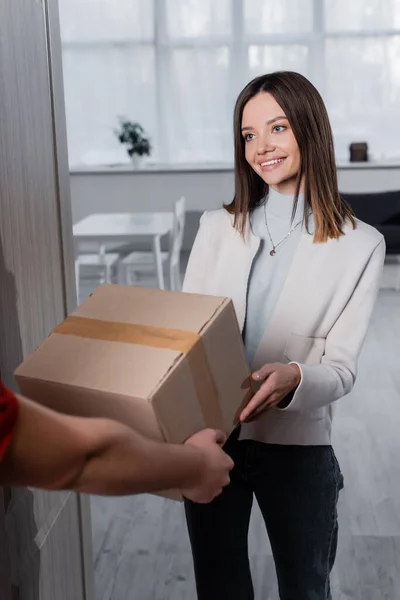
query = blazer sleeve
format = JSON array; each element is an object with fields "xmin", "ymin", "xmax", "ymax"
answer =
[
  {"xmin": 280, "ymin": 237, "xmax": 386, "ymax": 413},
  {"xmin": 182, "ymin": 211, "xmax": 210, "ymax": 294}
]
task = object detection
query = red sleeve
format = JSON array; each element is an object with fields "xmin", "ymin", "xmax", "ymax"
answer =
[{"xmin": 0, "ymin": 380, "xmax": 19, "ymax": 462}]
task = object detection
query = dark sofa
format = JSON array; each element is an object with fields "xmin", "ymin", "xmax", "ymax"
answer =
[{"xmin": 341, "ymin": 190, "xmax": 400, "ymax": 254}]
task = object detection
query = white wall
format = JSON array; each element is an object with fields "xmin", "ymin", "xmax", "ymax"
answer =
[{"xmin": 70, "ymin": 165, "xmax": 400, "ymax": 249}]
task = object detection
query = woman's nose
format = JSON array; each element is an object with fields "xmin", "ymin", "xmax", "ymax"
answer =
[
  {"xmin": 257, "ymin": 135, "xmax": 275, "ymax": 154},
  {"xmin": 257, "ymin": 140, "xmax": 275, "ymax": 154}
]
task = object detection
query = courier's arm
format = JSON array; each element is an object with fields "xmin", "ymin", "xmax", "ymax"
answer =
[{"xmin": 0, "ymin": 394, "xmax": 232, "ymax": 502}]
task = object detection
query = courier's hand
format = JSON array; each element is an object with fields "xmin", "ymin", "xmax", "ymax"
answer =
[
  {"xmin": 240, "ymin": 363, "xmax": 301, "ymax": 422},
  {"xmin": 181, "ymin": 429, "xmax": 234, "ymax": 503}
]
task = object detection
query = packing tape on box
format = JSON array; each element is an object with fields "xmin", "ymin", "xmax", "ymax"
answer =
[{"xmin": 53, "ymin": 315, "xmax": 224, "ymax": 427}]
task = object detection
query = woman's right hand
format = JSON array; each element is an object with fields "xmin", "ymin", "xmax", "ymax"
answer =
[{"xmin": 181, "ymin": 429, "xmax": 234, "ymax": 503}]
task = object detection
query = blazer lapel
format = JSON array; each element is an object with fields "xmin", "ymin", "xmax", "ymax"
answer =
[{"xmin": 224, "ymin": 222, "xmax": 260, "ymax": 332}]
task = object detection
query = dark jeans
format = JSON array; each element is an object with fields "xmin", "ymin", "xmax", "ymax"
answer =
[{"xmin": 185, "ymin": 429, "xmax": 344, "ymax": 600}]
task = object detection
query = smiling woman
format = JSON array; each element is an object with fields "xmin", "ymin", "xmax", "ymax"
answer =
[{"xmin": 182, "ymin": 71, "xmax": 385, "ymax": 600}]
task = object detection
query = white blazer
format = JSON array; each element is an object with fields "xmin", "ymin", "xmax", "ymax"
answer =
[{"xmin": 183, "ymin": 209, "xmax": 385, "ymax": 445}]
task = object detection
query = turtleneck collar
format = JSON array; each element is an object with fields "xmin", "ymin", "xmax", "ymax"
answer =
[{"xmin": 264, "ymin": 186, "xmax": 305, "ymax": 221}]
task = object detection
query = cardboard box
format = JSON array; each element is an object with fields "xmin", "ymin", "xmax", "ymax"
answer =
[{"xmin": 15, "ymin": 285, "xmax": 252, "ymax": 486}]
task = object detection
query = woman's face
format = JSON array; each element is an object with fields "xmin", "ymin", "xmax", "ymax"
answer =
[{"xmin": 241, "ymin": 92, "xmax": 301, "ymax": 195}]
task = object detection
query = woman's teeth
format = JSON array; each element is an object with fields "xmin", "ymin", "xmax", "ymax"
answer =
[{"xmin": 260, "ymin": 158, "xmax": 285, "ymax": 167}]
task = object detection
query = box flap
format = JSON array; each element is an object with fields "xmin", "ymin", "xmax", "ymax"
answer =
[{"xmin": 74, "ymin": 284, "xmax": 227, "ymax": 333}]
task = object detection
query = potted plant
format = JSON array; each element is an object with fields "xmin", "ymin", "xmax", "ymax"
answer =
[{"xmin": 115, "ymin": 118, "xmax": 151, "ymax": 168}]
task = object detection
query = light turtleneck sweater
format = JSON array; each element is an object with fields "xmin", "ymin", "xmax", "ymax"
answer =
[{"xmin": 243, "ymin": 187, "xmax": 307, "ymax": 367}]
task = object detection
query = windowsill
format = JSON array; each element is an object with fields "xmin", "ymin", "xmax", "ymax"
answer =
[
  {"xmin": 69, "ymin": 162, "xmax": 235, "ymax": 174},
  {"xmin": 69, "ymin": 160, "xmax": 400, "ymax": 175},
  {"xmin": 336, "ymin": 160, "xmax": 400, "ymax": 169}
]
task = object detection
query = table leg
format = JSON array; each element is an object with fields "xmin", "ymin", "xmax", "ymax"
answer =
[{"xmin": 153, "ymin": 235, "xmax": 165, "ymax": 290}]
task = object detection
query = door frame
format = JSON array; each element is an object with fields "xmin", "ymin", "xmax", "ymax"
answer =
[{"xmin": 43, "ymin": 1, "xmax": 94, "ymax": 598}]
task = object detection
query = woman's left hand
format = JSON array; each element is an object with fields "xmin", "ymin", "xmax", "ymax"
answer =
[{"xmin": 240, "ymin": 363, "xmax": 301, "ymax": 422}]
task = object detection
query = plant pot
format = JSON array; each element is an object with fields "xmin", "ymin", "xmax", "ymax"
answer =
[{"xmin": 130, "ymin": 154, "xmax": 143, "ymax": 169}]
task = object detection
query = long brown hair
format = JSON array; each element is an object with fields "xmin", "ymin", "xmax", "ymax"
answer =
[{"xmin": 225, "ymin": 71, "xmax": 355, "ymax": 242}]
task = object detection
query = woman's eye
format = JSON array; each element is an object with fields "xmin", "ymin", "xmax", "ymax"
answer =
[
  {"xmin": 244, "ymin": 133, "xmax": 256, "ymax": 142},
  {"xmin": 273, "ymin": 125, "xmax": 286, "ymax": 133}
]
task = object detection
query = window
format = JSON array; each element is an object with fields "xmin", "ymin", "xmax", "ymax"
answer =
[{"xmin": 59, "ymin": 0, "xmax": 400, "ymax": 167}]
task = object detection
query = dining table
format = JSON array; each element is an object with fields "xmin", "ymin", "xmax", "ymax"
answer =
[{"xmin": 73, "ymin": 212, "xmax": 174, "ymax": 290}]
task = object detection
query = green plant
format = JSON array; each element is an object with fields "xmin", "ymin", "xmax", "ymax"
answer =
[{"xmin": 115, "ymin": 118, "xmax": 151, "ymax": 158}]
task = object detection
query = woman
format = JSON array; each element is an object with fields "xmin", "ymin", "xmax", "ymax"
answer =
[
  {"xmin": 183, "ymin": 71, "xmax": 385, "ymax": 600},
  {"xmin": 0, "ymin": 379, "xmax": 233, "ymax": 501}
]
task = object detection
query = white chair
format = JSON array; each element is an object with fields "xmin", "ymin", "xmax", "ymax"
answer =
[
  {"xmin": 75, "ymin": 243, "xmax": 120, "ymax": 300},
  {"xmin": 119, "ymin": 197, "xmax": 186, "ymax": 291}
]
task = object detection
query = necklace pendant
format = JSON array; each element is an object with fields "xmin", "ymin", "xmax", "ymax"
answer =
[{"xmin": 270, "ymin": 248, "xmax": 276, "ymax": 256}]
